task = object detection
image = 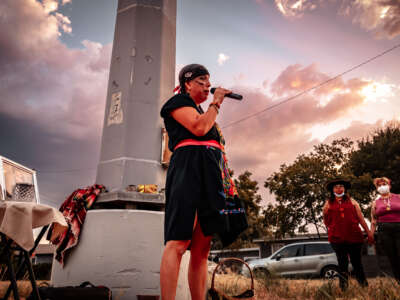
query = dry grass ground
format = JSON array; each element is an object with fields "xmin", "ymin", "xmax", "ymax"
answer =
[
  {"xmin": 0, "ymin": 277, "xmax": 398, "ymax": 300},
  {"xmin": 0, "ymin": 281, "xmax": 48, "ymax": 300},
  {"xmin": 208, "ymin": 272, "xmax": 400, "ymax": 300}
]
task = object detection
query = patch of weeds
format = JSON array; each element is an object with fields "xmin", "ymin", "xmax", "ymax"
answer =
[{"xmin": 314, "ymin": 280, "xmax": 336, "ymax": 300}]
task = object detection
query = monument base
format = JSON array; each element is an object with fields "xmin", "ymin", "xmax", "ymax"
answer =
[
  {"xmin": 93, "ymin": 190, "xmax": 165, "ymax": 211},
  {"xmin": 51, "ymin": 210, "xmax": 190, "ymax": 300}
]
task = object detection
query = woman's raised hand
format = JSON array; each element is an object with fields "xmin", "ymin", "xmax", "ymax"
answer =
[{"xmin": 212, "ymin": 87, "xmax": 232, "ymax": 107}]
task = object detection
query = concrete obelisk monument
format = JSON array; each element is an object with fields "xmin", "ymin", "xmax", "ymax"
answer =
[{"xmin": 52, "ymin": 1, "xmax": 190, "ymax": 299}]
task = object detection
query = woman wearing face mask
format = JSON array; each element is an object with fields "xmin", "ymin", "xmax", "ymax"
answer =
[
  {"xmin": 371, "ymin": 177, "xmax": 400, "ymax": 283},
  {"xmin": 323, "ymin": 179, "xmax": 373, "ymax": 290}
]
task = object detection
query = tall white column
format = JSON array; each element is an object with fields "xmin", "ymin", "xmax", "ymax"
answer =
[
  {"xmin": 51, "ymin": 2, "xmax": 192, "ymax": 299},
  {"xmin": 96, "ymin": 0, "xmax": 176, "ymax": 192}
]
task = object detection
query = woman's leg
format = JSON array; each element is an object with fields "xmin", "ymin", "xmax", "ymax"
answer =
[
  {"xmin": 188, "ymin": 220, "xmax": 212, "ymax": 300},
  {"xmin": 331, "ymin": 243, "xmax": 349, "ymax": 291},
  {"xmin": 348, "ymin": 243, "xmax": 368, "ymax": 287},
  {"xmin": 392, "ymin": 224, "xmax": 400, "ymax": 283},
  {"xmin": 160, "ymin": 240, "xmax": 191, "ymax": 300},
  {"xmin": 379, "ymin": 223, "xmax": 400, "ymax": 283}
]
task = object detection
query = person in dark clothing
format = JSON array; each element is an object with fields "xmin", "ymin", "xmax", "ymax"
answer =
[
  {"xmin": 323, "ymin": 179, "xmax": 374, "ymax": 291},
  {"xmin": 371, "ymin": 177, "xmax": 400, "ymax": 283},
  {"xmin": 159, "ymin": 64, "xmax": 233, "ymax": 300}
]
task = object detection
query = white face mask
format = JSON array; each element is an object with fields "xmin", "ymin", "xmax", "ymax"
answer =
[
  {"xmin": 334, "ymin": 192, "xmax": 345, "ymax": 197},
  {"xmin": 377, "ymin": 185, "xmax": 390, "ymax": 195}
]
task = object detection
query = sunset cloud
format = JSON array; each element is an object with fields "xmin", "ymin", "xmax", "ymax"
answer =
[
  {"xmin": 0, "ymin": 0, "xmax": 72, "ymax": 65},
  {"xmin": 218, "ymin": 64, "xmax": 397, "ymax": 197},
  {"xmin": 218, "ymin": 53, "xmax": 230, "ymax": 66},
  {"xmin": 55, "ymin": 12, "xmax": 72, "ymax": 34},
  {"xmin": 42, "ymin": 0, "xmax": 59, "ymax": 14},
  {"xmin": 0, "ymin": 0, "xmax": 111, "ymax": 203},
  {"xmin": 0, "ymin": 0, "xmax": 111, "ymax": 199},
  {"xmin": 270, "ymin": 63, "xmax": 332, "ymax": 96},
  {"xmin": 273, "ymin": 0, "xmax": 400, "ymax": 39},
  {"xmin": 322, "ymin": 119, "xmax": 385, "ymax": 145},
  {"xmin": 274, "ymin": 0, "xmax": 319, "ymax": 18},
  {"xmin": 358, "ymin": 80, "xmax": 396, "ymax": 103},
  {"xmin": 0, "ymin": 0, "xmax": 110, "ymax": 140},
  {"xmin": 340, "ymin": 0, "xmax": 400, "ymax": 39}
]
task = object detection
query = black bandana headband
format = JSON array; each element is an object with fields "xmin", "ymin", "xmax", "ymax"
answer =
[{"xmin": 177, "ymin": 64, "xmax": 210, "ymax": 93}]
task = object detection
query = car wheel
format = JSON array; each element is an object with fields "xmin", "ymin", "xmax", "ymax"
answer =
[
  {"xmin": 321, "ymin": 266, "xmax": 339, "ymax": 279},
  {"xmin": 253, "ymin": 268, "xmax": 270, "ymax": 279}
]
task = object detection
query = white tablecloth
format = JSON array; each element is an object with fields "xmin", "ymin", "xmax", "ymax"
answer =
[{"xmin": 0, "ymin": 201, "xmax": 67, "ymax": 251}]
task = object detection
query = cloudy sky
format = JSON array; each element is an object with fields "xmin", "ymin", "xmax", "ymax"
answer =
[{"xmin": 1, "ymin": 0, "xmax": 399, "ymax": 207}]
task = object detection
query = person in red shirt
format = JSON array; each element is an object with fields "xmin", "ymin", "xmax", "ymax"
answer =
[
  {"xmin": 323, "ymin": 179, "xmax": 374, "ymax": 291},
  {"xmin": 371, "ymin": 177, "xmax": 400, "ymax": 283}
]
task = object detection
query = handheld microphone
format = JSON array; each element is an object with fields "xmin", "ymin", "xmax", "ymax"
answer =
[{"xmin": 210, "ymin": 88, "xmax": 243, "ymax": 100}]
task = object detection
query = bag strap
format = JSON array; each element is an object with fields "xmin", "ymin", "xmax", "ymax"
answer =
[
  {"xmin": 210, "ymin": 257, "xmax": 254, "ymax": 292},
  {"xmin": 38, "ymin": 281, "xmax": 50, "ymax": 288},
  {"xmin": 79, "ymin": 281, "xmax": 95, "ymax": 288}
]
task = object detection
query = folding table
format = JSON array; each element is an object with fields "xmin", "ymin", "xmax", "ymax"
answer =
[{"xmin": 0, "ymin": 202, "xmax": 67, "ymax": 300}]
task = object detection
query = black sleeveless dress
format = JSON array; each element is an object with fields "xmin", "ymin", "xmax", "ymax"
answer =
[{"xmin": 160, "ymin": 94, "xmax": 226, "ymax": 243}]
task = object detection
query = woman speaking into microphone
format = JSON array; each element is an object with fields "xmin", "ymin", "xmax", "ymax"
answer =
[{"xmin": 159, "ymin": 64, "xmax": 243, "ymax": 300}]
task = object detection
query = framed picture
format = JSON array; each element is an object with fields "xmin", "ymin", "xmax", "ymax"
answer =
[
  {"xmin": 161, "ymin": 128, "xmax": 172, "ymax": 168},
  {"xmin": 0, "ymin": 156, "xmax": 39, "ymax": 203}
]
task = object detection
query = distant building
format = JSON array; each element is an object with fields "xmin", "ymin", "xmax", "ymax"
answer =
[
  {"xmin": 0, "ymin": 155, "xmax": 40, "ymax": 203},
  {"xmin": 210, "ymin": 247, "xmax": 260, "ymax": 262}
]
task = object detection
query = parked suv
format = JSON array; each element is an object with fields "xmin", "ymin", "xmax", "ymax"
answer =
[{"xmin": 245, "ymin": 242, "xmax": 340, "ymax": 279}]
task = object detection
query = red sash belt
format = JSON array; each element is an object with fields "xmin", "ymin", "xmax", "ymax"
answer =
[{"xmin": 174, "ymin": 139, "xmax": 222, "ymax": 151}]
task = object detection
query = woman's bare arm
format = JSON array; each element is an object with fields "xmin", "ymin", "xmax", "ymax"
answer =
[
  {"xmin": 370, "ymin": 200, "xmax": 377, "ymax": 236},
  {"xmin": 352, "ymin": 199, "xmax": 374, "ymax": 244},
  {"xmin": 352, "ymin": 199, "xmax": 369, "ymax": 232},
  {"xmin": 171, "ymin": 88, "xmax": 230, "ymax": 136},
  {"xmin": 171, "ymin": 106, "xmax": 218, "ymax": 136},
  {"xmin": 323, "ymin": 200, "xmax": 330, "ymax": 227}
]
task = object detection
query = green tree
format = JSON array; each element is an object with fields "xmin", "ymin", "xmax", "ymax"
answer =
[
  {"xmin": 212, "ymin": 170, "xmax": 267, "ymax": 249},
  {"xmin": 263, "ymin": 203, "xmax": 302, "ymax": 238},
  {"xmin": 348, "ymin": 121, "xmax": 400, "ymax": 195},
  {"xmin": 262, "ymin": 122, "xmax": 400, "ymax": 236},
  {"xmin": 345, "ymin": 121, "xmax": 400, "ymax": 217},
  {"xmin": 230, "ymin": 171, "xmax": 268, "ymax": 248},
  {"xmin": 264, "ymin": 138, "xmax": 354, "ymax": 237}
]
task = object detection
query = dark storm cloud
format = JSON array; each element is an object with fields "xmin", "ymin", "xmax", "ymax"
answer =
[
  {"xmin": 0, "ymin": 112, "xmax": 98, "ymax": 206},
  {"xmin": 0, "ymin": 0, "xmax": 111, "ymax": 206}
]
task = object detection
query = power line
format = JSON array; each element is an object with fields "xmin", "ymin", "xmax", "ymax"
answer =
[
  {"xmin": 26, "ymin": 44, "xmax": 400, "ymax": 175},
  {"xmin": 222, "ymin": 43, "xmax": 400, "ymax": 129}
]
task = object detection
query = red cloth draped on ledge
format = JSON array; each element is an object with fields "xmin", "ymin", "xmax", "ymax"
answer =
[{"xmin": 47, "ymin": 184, "xmax": 106, "ymax": 266}]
